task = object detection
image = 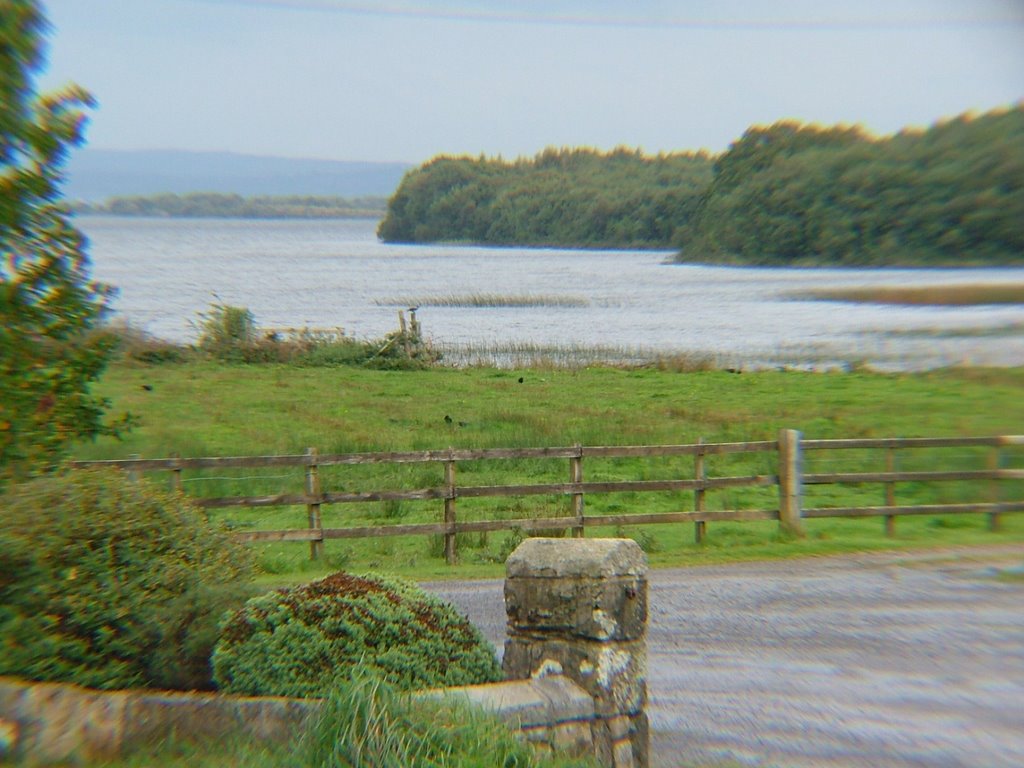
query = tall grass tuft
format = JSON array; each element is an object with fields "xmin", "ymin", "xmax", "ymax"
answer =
[
  {"xmin": 197, "ymin": 302, "xmax": 257, "ymax": 359},
  {"xmin": 304, "ymin": 669, "xmax": 597, "ymax": 767}
]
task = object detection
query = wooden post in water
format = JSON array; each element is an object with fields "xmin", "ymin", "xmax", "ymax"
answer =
[
  {"xmin": 694, "ymin": 438, "xmax": 707, "ymax": 544},
  {"xmin": 777, "ymin": 429, "xmax": 804, "ymax": 537},
  {"xmin": 305, "ymin": 447, "xmax": 323, "ymax": 560},
  {"xmin": 444, "ymin": 451, "xmax": 457, "ymax": 565},
  {"xmin": 570, "ymin": 444, "xmax": 584, "ymax": 538},
  {"xmin": 409, "ymin": 308, "xmax": 420, "ymax": 339},
  {"xmin": 884, "ymin": 447, "xmax": 896, "ymax": 537},
  {"xmin": 988, "ymin": 447, "xmax": 1001, "ymax": 532},
  {"xmin": 398, "ymin": 310, "xmax": 411, "ymax": 357}
]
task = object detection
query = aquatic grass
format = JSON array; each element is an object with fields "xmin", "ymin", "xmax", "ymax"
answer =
[
  {"xmin": 434, "ymin": 340, "xmax": 723, "ymax": 369},
  {"xmin": 435, "ymin": 337, "xmax": 967, "ymax": 372},
  {"xmin": 791, "ymin": 283, "xmax": 1024, "ymax": 306},
  {"xmin": 861, "ymin": 321, "xmax": 1024, "ymax": 340},
  {"xmin": 376, "ymin": 293, "xmax": 590, "ymax": 308}
]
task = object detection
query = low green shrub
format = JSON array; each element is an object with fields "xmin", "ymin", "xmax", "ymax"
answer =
[
  {"xmin": 212, "ymin": 571, "xmax": 503, "ymax": 697},
  {"xmin": 105, "ymin": 321, "xmax": 191, "ymax": 364},
  {"xmin": 197, "ymin": 303, "xmax": 257, "ymax": 360},
  {"xmin": 193, "ymin": 301, "xmax": 439, "ymax": 368},
  {"xmin": 0, "ymin": 468, "xmax": 255, "ymax": 691},
  {"xmin": 362, "ymin": 328, "xmax": 441, "ymax": 370},
  {"xmin": 294, "ymin": 335, "xmax": 375, "ymax": 367}
]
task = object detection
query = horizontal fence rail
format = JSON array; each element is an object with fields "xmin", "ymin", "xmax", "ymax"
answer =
[{"xmin": 71, "ymin": 431, "xmax": 1024, "ymax": 564}]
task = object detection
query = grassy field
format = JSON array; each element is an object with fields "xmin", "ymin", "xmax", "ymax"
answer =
[{"xmin": 70, "ymin": 360, "xmax": 1024, "ymax": 581}]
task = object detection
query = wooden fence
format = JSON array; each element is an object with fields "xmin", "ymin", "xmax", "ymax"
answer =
[{"xmin": 72, "ymin": 430, "xmax": 1024, "ymax": 564}]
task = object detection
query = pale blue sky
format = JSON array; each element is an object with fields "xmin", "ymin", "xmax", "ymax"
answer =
[{"xmin": 40, "ymin": 0, "xmax": 1024, "ymax": 163}]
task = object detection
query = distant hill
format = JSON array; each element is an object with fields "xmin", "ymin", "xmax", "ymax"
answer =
[{"xmin": 64, "ymin": 149, "xmax": 412, "ymax": 202}]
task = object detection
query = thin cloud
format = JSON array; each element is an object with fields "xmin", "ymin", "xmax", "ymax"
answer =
[{"xmin": 186, "ymin": 0, "xmax": 1024, "ymax": 30}]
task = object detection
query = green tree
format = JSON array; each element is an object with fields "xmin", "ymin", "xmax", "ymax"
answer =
[
  {"xmin": 377, "ymin": 148, "xmax": 712, "ymax": 249},
  {"xmin": 0, "ymin": 0, "xmax": 124, "ymax": 482},
  {"xmin": 675, "ymin": 108, "xmax": 1024, "ymax": 266}
]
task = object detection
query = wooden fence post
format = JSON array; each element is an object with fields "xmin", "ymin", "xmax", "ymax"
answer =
[
  {"xmin": 170, "ymin": 453, "xmax": 183, "ymax": 494},
  {"xmin": 127, "ymin": 454, "xmax": 141, "ymax": 483},
  {"xmin": 988, "ymin": 447, "xmax": 1001, "ymax": 532},
  {"xmin": 570, "ymin": 444, "xmax": 584, "ymax": 538},
  {"xmin": 694, "ymin": 437, "xmax": 707, "ymax": 544},
  {"xmin": 444, "ymin": 451, "xmax": 457, "ymax": 565},
  {"xmin": 305, "ymin": 447, "xmax": 323, "ymax": 560},
  {"xmin": 778, "ymin": 429, "xmax": 804, "ymax": 536},
  {"xmin": 884, "ymin": 447, "xmax": 896, "ymax": 537}
]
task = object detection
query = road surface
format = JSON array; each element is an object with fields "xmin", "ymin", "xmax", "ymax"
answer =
[{"xmin": 424, "ymin": 545, "xmax": 1024, "ymax": 767}]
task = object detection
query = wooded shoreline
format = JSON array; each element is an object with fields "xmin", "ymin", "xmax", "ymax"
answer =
[{"xmin": 377, "ymin": 106, "xmax": 1024, "ymax": 267}]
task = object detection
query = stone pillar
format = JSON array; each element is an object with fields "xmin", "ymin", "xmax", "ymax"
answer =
[{"xmin": 503, "ymin": 538, "xmax": 648, "ymax": 768}]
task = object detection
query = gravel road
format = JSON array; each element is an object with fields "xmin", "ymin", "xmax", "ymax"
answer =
[{"xmin": 423, "ymin": 545, "xmax": 1024, "ymax": 768}]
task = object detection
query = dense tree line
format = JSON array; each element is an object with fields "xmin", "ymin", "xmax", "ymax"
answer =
[
  {"xmin": 377, "ymin": 148, "xmax": 713, "ymax": 249},
  {"xmin": 75, "ymin": 192, "xmax": 388, "ymax": 219},
  {"xmin": 676, "ymin": 107, "xmax": 1023, "ymax": 265},
  {"xmin": 378, "ymin": 107, "xmax": 1023, "ymax": 265}
]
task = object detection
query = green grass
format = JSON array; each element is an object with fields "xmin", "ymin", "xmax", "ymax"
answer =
[
  {"xmin": 306, "ymin": 672, "xmax": 598, "ymax": 768},
  {"xmin": 89, "ymin": 732, "xmax": 297, "ymax": 768},
  {"xmin": 71, "ymin": 360, "xmax": 1024, "ymax": 580}
]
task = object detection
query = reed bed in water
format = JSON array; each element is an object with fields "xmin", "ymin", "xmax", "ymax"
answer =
[
  {"xmin": 866, "ymin": 321, "xmax": 1024, "ymax": 339},
  {"xmin": 794, "ymin": 283, "xmax": 1024, "ymax": 306},
  {"xmin": 434, "ymin": 340, "xmax": 721, "ymax": 370},
  {"xmin": 376, "ymin": 293, "xmax": 590, "ymax": 308}
]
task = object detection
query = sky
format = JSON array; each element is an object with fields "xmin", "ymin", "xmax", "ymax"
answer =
[{"xmin": 39, "ymin": 0, "xmax": 1024, "ymax": 164}]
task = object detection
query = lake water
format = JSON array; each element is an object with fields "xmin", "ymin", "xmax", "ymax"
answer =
[{"xmin": 76, "ymin": 216, "xmax": 1024, "ymax": 370}]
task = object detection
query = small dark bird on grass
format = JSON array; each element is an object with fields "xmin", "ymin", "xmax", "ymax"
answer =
[
  {"xmin": 142, "ymin": 384, "xmax": 153, "ymax": 391},
  {"xmin": 444, "ymin": 414, "xmax": 453, "ymax": 424},
  {"xmin": 518, "ymin": 377, "xmax": 524, "ymax": 383}
]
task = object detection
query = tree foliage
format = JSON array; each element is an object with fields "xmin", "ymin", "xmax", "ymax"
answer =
[
  {"xmin": 677, "ymin": 108, "xmax": 1024, "ymax": 266},
  {"xmin": 0, "ymin": 467, "xmax": 255, "ymax": 691},
  {"xmin": 378, "ymin": 108, "xmax": 1022, "ymax": 266},
  {"xmin": 378, "ymin": 147, "xmax": 713, "ymax": 249},
  {"xmin": 0, "ymin": 1, "xmax": 126, "ymax": 481},
  {"xmin": 0, "ymin": 0, "xmax": 123, "ymax": 483}
]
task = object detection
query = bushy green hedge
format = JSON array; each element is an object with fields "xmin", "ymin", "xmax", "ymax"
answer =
[
  {"xmin": 212, "ymin": 572, "xmax": 503, "ymax": 697},
  {"xmin": 0, "ymin": 468, "xmax": 254, "ymax": 691}
]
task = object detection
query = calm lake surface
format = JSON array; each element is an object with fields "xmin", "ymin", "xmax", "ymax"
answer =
[{"xmin": 77, "ymin": 216, "xmax": 1024, "ymax": 370}]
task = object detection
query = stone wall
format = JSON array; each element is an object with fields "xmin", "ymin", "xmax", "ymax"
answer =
[
  {"xmin": 503, "ymin": 538, "xmax": 649, "ymax": 768},
  {"xmin": 0, "ymin": 538, "xmax": 648, "ymax": 767},
  {"xmin": 0, "ymin": 676, "xmax": 318, "ymax": 764},
  {"xmin": 0, "ymin": 674, "xmax": 597, "ymax": 765}
]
